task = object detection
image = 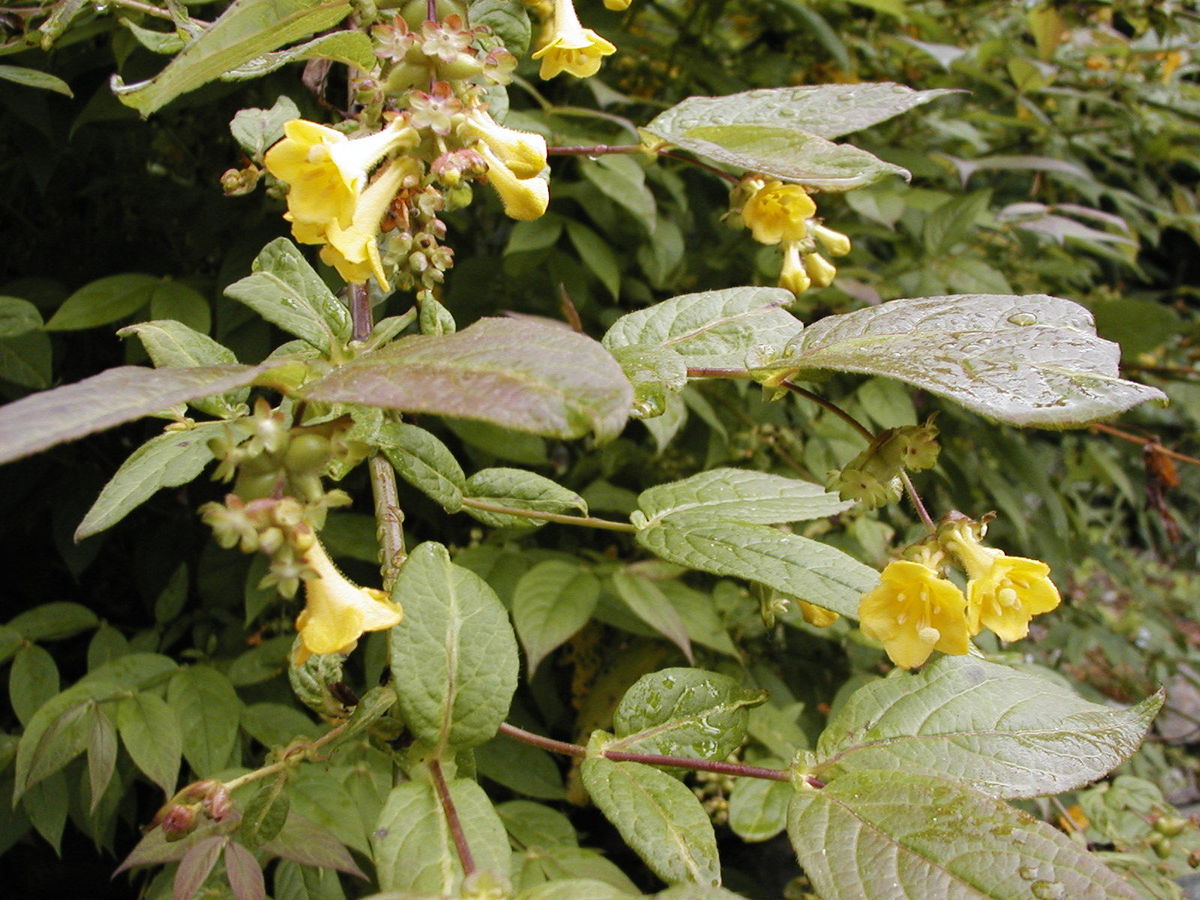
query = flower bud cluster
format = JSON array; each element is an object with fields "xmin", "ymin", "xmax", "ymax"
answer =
[
  {"xmin": 830, "ymin": 419, "xmax": 941, "ymax": 509},
  {"xmin": 149, "ymin": 779, "xmax": 234, "ymax": 841}
]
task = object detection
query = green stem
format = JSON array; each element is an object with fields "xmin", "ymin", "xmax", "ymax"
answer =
[
  {"xmin": 223, "ymin": 720, "xmax": 349, "ymax": 793},
  {"xmin": 370, "ymin": 454, "xmax": 407, "ymax": 589},
  {"xmin": 459, "ymin": 497, "xmax": 638, "ymax": 533},
  {"xmin": 899, "ymin": 470, "xmax": 936, "ymax": 533}
]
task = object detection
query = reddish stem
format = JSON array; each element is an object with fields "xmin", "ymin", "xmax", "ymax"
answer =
[
  {"xmin": 497, "ymin": 722, "xmax": 586, "ymax": 758},
  {"xmin": 429, "ymin": 759, "xmax": 476, "ymax": 876}
]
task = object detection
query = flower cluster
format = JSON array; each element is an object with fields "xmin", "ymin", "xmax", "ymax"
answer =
[
  {"xmin": 529, "ymin": 0, "xmax": 617, "ymax": 79},
  {"xmin": 731, "ymin": 177, "xmax": 852, "ymax": 296},
  {"xmin": 856, "ymin": 520, "xmax": 1061, "ymax": 669}
]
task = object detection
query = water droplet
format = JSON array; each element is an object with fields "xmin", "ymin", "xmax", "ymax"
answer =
[
  {"xmin": 1031, "ymin": 881, "xmax": 1065, "ymax": 900},
  {"xmin": 1017, "ymin": 866, "xmax": 1037, "ymax": 881},
  {"xmin": 1007, "ymin": 311, "xmax": 1037, "ymax": 326}
]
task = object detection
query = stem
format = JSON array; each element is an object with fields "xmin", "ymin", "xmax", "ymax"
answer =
[
  {"xmin": 223, "ymin": 721, "xmax": 349, "ymax": 793},
  {"xmin": 102, "ymin": 0, "xmax": 178, "ymax": 21},
  {"xmin": 1122, "ymin": 361, "xmax": 1200, "ymax": 379},
  {"xmin": 781, "ymin": 381, "xmax": 874, "ymax": 442},
  {"xmin": 602, "ymin": 750, "xmax": 792, "ymax": 782},
  {"xmin": 1090, "ymin": 422, "xmax": 1200, "ymax": 467},
  {"xmin": 899, "ymin": 470, "xmax": 936, "ymax": 533},
  {"xmin": 370, "ymin": 454, "xmax": 407, "ymax": 589},
  {"xmin": 686, "ymin": 366, "xmax": 754, "ymax": 379},
  {"xmin": 430, "ymin": 759, "xmax": 476, "ymax": 876},
  {"xmin": 498, "ymin": 722, "xmax": 587, "ymax": 758},
  {"xmin": 350, "ymin": 282, "xmax": 372, "ymax": 342},
  {"xmin": 548, "ymin": 143, "xmax": 644, "ymax": 157},
  {"xmin": 658, "ymin": 149, "xmax": 740, "ymax": 183},
  {"xmin": 459, "ymin": 497, "xmax": 638, "ymax": 533},
  {"xmin": 426, "ymin": 0, "xmax": 437, "ymax": 22}
]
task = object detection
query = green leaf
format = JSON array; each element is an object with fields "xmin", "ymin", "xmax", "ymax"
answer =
[
  {"xmin": 582, "ymin": 155, "xmax": 656, "ymax": 232},
  {"xmin": 658, "ymin": 580, "xmax": 740, "ymax": 659},
  {"xmin": 567, "ymin": 221, "xmax": 621, "ymax": 299},
  {"xmin": 581, "ymin": 756, "xmax": 721, "ymax": 887},
  {"xmin": 469, "ymin": 0, "xmax": 531, "ymax": 56},
  {"xmin": 636, "ymin": 521, "xmax": 878, "ymax": 619},
  {"xmin": 303, "ymin": 318, "xmax": 632, "ymax": 443},
  {"xmin": 924, "ymin": 190, "xmax": 993, "ymax": 255},
  {"xmin": 512, "ymin": 560, "xmax": 600, "ymax": 675},
  {"xmin": 230, "ymin": 95, "xmax": 301, "ymax": 158},
  {"xmin": 516, "ymin": 879, "xmax": 638, "ymax": 900},
  {"xmin": 603, "ymin": 286, "xmax": 801, "ymax": 371},
  {"xmin": 787, "ymin": 770, "xmax": 1141, "ymax": 900},
  {"xmin": 610, "ymin": 572, "xmax": 694, "ymax": 662},
  {"xmin": 609, "ymin": 668, "xmax": 764, "ymax": 762},
  {"xmin": 118, "ymin": 322, "xmax": 247, "ymax": 415},
  {"xmin": 111, "ymin": 0, "xmax": 354, "ymax": 116},
  {"xmin": 75, "ymin": 422, "xmax": 224, "ymax": 540},
  {"xmin": 813, "ymin": 656, "xmax": 1163, "ymax": 799},
  {"xmin": 637, "ymin": 468, "xmax": 850, "ymax": 528},
  {"xmin": 168, "ymin": 666, "xmax": 242, "ymax": 776},
  {"xmin": 728, "ymin": 759, "xmax": 791, "ymax": 842},
  {"xmin": 120, "ymin": 18, "xmax": 187, "ymax": 55},
  {"xmin": 475, "ymin": 736, "xmax": 566, "ymax": 800},
  {"xmin": 22, "ymin": 771, "xmax": 69, "ymax": 853},
  {"xmin": 373, "ymin": 776, "xmax": 511, "ymax": 893},
  {"xmin": 224, "ymin": 238, "xmax": 351, "ymax": 355},
  {"xmin": 388, "ymin": 542, "xmax": 519, "ymax": 752},
  {"xmin": 44, "ymin": 273, "xmax": 159, "ymax": 331},
  {"xmin": 497, "ymin": 800, "xmax": 578, "ymax": 849},
  {"xmin": 240, "ymin": 778, "xmax": 290, "ymax": 848},
  {"xmin": 515, "ymin": 849, "xmax": 641, "ymax": 895},
  {"xmin": 14, "ymin": 681, "xmax": 121, "ymax": 800},
  {"xmin": 646, "ymin": 84, "xmax": 955, "ymax": 144},
  {"xmin": 117, "ymin": 692, "xmax": 183, "ymax": 796},
  {"xmin": 0, "ymin": 332, "xmax": 52, "ymax": 388},
  {"xmin": 0, "ymin": 64, "xmax": 73, "ymax": 97},
  {"xmin": 222, "ymin": 30, "xmax": 375, "ymax": 80},
  {"xmin": 773, "ymin": 294, "xmax": 1167, "ymax": 428},
  {"xmin": 82, "ymin": 652, "xmax": 178, "ymax": 689},
  {"xmin": 85, "ymin": 705, "xmax": 118, "ymax": 812},
  {"xmin": 0, "ymin": 297, "xmax": 44, "ymax": 336},
  {"xmin": 240, "ymin": 702, "xmax": 320, "ymax": 747},
  {"xmin": 464, "ymin": 467, "xmax": 588, "ymax": 529},
  {"xmin": 0, "ymin": 625, "xmax": 21, "ymax": 664},
  {"xmin": 149, "ymin": 280, "xmax": 211, "ymax": 333},
  {"xmin": 9, "ymin": 644, "xmax": 60, "ymax": 726},
  {"xmin": 378, "ymin": 422, "xmax": 466, "ymax": 513},
  {"xmin": 7, "ymin": 602, "xmax": 99, "ymax": 641},
  {"xmin": 0, "ymin": 363, "xmax": 265, "ymax": 466}
]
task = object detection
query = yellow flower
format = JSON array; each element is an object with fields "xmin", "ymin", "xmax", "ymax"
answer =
[
  {"xmin": 462, "ymin": 111, "xmax": 547, "ymax": 179},
  {"xmin": 604, "ymin": 0, "xmax": 632, "ymax": 8},
  {"xmin": 803, "ymin": 251, "xmax": 838, "ymax": 288},
  {"xmin": 797, "ymin": 600, "xmax": 839, "ymax": 628},
  {"xmin": 858, "ymin": 560, "xmax": 971, "ymax": 669},
  {"xmin": 477, "ymin": 144, "xmax": 550, "ymax": 221},
  {"xmin": 264, "ymin": 119, "xmax": 415, "ymax": 242},
  {"xmin": 293, "ymin": 537, "xmax": 402, "ymax": 665},
  {"xmin": 778, "ymin": 241, "xmax": 810, "ymax": 295},
  {"xmin": 532, "ymin": 0, "xmax": 616, "ymax": 79},
  {"xmin": 943, "ymin": 524, "xmax": 1061, "ymax": 642},
  {"xmin": 741, "ymin": 180, "xmax": 816, "ymax": 245},
  {"xmin": 320, "ymin": 158, "xmax": 417, "ymax": 290}
]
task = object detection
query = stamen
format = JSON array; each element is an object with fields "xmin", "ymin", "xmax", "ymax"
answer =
[
  {"xmin": 999, "ymin": 587, "xmax": 1020, "ymax": 608},
  {"xmin": 918, "ymin": 626, "xmax": 940, "ymax": 645}
]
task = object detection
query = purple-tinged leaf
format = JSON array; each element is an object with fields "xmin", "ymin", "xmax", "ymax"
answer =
[
  {"xmin": 224, "ymin": 841, "xmax": 266, "ymax": 900},
  {"xmin": 260, "ymin": 812, "xmax": 365, "ymax": 878},
  {"xmin": 173, "ymin": 836, "xmax": 225, "ymax": 900}
]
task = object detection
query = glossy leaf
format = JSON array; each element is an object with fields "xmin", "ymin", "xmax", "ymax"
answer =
[
  {"xmin": 637, "ymin": 521, "xmax": 879, "ymax": 619},
  {"xmin": 303, "ymin": 317, "xmax": 632, "ymax": 442},
  {"xmin": 603, "ymin": 286, "xmax": 800, "ymax": 371},
  {"xmin": 0, "ymin": 364, "xmax": 264, "ymax": 466},
  {"xmin": 168, "ymin": 666, "xmax": 242, "ymax": 776},
  {"xmin": 464, "ymin": 467, "xmax": 588, "ymax": 529},
  {"xmin": 773, "ymin": 294, "xmax": 1167, "ymax": 427},
  {"xmin": 117, "ymin": 692, "xmax": 183, "ymax": 796},
  {"xmin": 609, "ymin": 668, "xmax": 764, "ymax": 762},
  {"xmin": 637, "ymin": 468, "xmax": 850, "ymax": 528},
  {"xmin": 224, "ymin": 238, "xmax": 351, "ymax": 355},
  {"xmin": 814, "ymin": 656, "xmax": 1163, "ymax": 798},
  {"xmin": 75, "ymin": 422, "xmax": 224, "ymax": 540},
  {"xmin": 582, "ymin": 757, "xmax": 721, "ymax": 887},
  {"xmin": 512, "ymin": 560, "xmax": 600, "ymax": 676},
  {"xmin": 373, "ymin": 777, "xmax": 511, "ymax": 894},
  {"xmin": 111, "ymin": 0, "xmax": 353, "ymax": 116},
  {"xmin": 788, "ymin": 771, "xmax": 1140, "ymax": 900},
  {"xmin": 379, "ymin": 422, "xmax": 466, "ymax": 513},
  {"xmin": 388, "ymin": 542, "xmax": 519, "ymax": 752}
]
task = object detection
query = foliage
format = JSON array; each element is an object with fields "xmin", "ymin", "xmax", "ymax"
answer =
[{"xmin": 1, "ymin": 1, "xmax": 1199, "ymax": 899}]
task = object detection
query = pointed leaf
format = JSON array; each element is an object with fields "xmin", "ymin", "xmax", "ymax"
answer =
[
  {"xmin": 75, "ymin": 423, "xmax": 224, "ymax": 540},
  {"xmin": 788, "ymin": 771, "xmax": 1140, "ymax": 900},
  {"xmin": 86, "ymin": 705, "xmax": 118, "ymax": 812},
  {"xmin": 774, "ymin": 294, "xmax": 1166, "ymax": 427},
  {"xmin": 603, "ymin": 286, "xmax": 800, "ymax": 371},
  {"xmin": 9, "ymin": 643, "xmax": 59, "ymax": 726},
  {"xmin": 379, "ymin": 422, "xmax": 466, "ymax": 513},
  {"xmin": 814, "ymin": 656, "xmax": 1163, "ymax": 798},
  {"xmin": 22, "ymin": 771, "xmax": 69, "ymax": 854},
  {"xmin": 224, "ymin": 840, "xmax": 267, "ymax": 900},
  {"xmin": 728, "ymin": 759, "xmax": 791, "ymax": 842},
  {"xmin": 636, "ymin": 521, "xmax": 878, "ymax": 619},
  {"xmin": 168, "ymin": 666, "xmax": 242, "ymax": 776},
  {"xmin": 581, "ymin": 757, "xmax": 721, "ymax": 887},
  {"xmin": 14, "ymin": 681, "xmax": 121, "ymax": 799},
  {"xmin": 224, "ymin": 238, "xmax": 351, "ymax": 355},
  {"xmin": 0, "ymin": 64, "xmax": 73, "ymax": 97},
  {"xmin": 260, "ymin": 813, "xmax": 364, "ymax": 876},
  {"xmin": 7, "ymin": 602, "xmax": 99, "ymax": 642},
  {"xmin": 0, "ymin": 364, "xmax": 265, "ymax": 465},
  {"xmin": 464, "ymin": 468, "xmax": 587, "ymax": 529},
  {"xmin": 119, "ymin": 321, "xmax": 247, "ymax": 417},
  {"xmin": 646, "ymin": 84, "xmax": 958, "ymax": 143},
  {"xmin": 303, "ymin": 318, "xmax": 632, "ymax": 443},
  {"xmin": 512, "ymin": 560, "xmax": 600, "ymax": 676},
  {"xmin": 44, "ymin": 274, "xmax": 159, "ymax": 331},
  {"xmin": 373, "ymin": 777, "xmax": 511, "ymax": 894},
  {"xmin": 174, "ymin": 836, "xmax": 226, "ymax": 900},
  {"xmin": 388, "ymin": 542, "xmax": 519, "ymax": 752},
  {"xmin": 638, "ymin": 468, "xmax": 850, "ymax": 528},
  {"xmin": 610, "ymin": 572, "xmax": 694, "ymax": 663},
  {"xmin": 111, "ymin": 0, "xmax": 353, "ymax": 116},
  {"xmin": 117, "ymin": 693, "xmax": 183, "ymax": 796},
  {"xmin": 222, "ymin": 30, "xmax": 374, "ymax": 80},
  {"xmin": 0, "ymin": 297, "xmax": 44, "ymax": 337},
  {"xmin": 609, "ymin": 668, "xmax": 764, "ymax": 762}
]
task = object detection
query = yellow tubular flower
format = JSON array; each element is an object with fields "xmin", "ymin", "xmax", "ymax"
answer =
[
  {"xmin": 604, "ymin": 0, "xmax": 632, "ymax": 8},
  {"xmin": 477, "ymin": 144, "xmax": 550, "ymax": 220},
  {"xmin": 293, "ymin": 538, "xmax": 402, "ymax": 665},
  {"xmin": 778, "ymin": 241, "xmax": 811, "ymax": 295},
  {"xmin": 264, "ymin": 119, "xmax": 416, "ymax": 242},
  {"xmin": 944, "ymin": 524, "xmax": 1061, "ymax": 642},
  {"xmin": 858, "ymin": 560, "xmax": 971, "ymax": 669},
  {"xmin": 463, "ymin": 111, "xmax": 547, "ymax": 179},
  {"xmin": 532, "ymin": 0, "xmax": 616, "ymax": 79},
  {"xmin": 321, "ymin": 159, "xmax": 416, "ymax": 290},
  {"xmin": 741, "ymin": 181, "xmax": 817, "ymax": 245},
  {"xmin": 803, "ymin": 251, "xmax": 838, "ymax": 288},
  {"xmin": 797, "ymin": 600, "xmax": 839, "ymax": 628}
]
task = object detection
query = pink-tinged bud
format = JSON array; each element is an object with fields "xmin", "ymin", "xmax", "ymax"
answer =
[
  {"xmin": 160, "ymin": 804, "xmax": 199, "ymax": 841},
  {"xmin": 204, "ymin": 784, "xmax": 234, "ymax": 821}
]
